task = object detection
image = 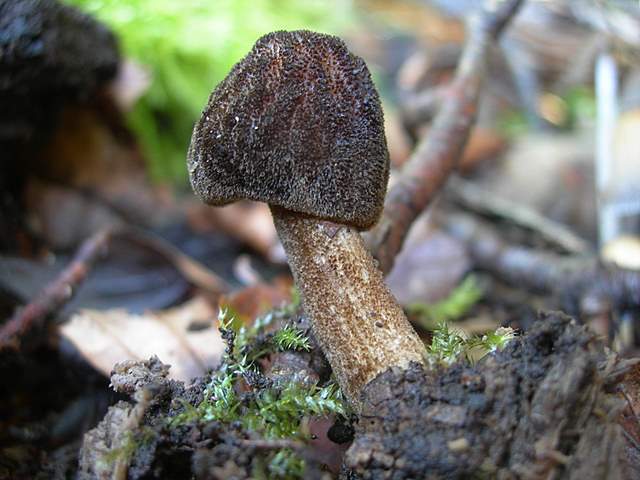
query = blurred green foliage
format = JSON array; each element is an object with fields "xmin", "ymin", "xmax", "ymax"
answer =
[
  {"xmin": 499, "ymin": 87, "xmax": 596, "ymax": 137},
  {"xmin": 563, "ymin": 86, "xmax": 597, "ymax": 128},
  {"xmin": 407, "ymin": 275, "xmax": 484, "ymax": 330},
  {"xmin": 65, "ymin": 0, "xmax": 354, "ymax": 183}
]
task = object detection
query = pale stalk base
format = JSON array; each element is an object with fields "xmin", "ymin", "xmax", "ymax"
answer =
[{"xmin": 272, "ymin": 207, "xmax": 426, "ymax": 410}]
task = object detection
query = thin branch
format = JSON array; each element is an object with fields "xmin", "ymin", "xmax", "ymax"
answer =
[
  {"xmin": 447, "ymin": 176, "xmax": 593, "ymax": 255},
  {"xmin": 439, "ymin": 211, "xmax": 588, "ymax": 291},
  {"xmin": 439, "ymin": 211, "xmax": 640, "ymax": 317},
  {"xmin": 117, "ymin": 227, "xmax": 231, "ymax": 295},
  {"xmin": 0, "ymin": 226, "xmax": 231, "ymax": 350},
  {"xmin": 368, "ymin": 0, "xmax": 524, "ymax": 275},
  {"xmin": 0, "ymin": 227, "xmax": 113, "ymax": 350}
]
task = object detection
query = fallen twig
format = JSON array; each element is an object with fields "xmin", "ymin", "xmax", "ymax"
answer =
[
  {"xmin": 368, "ymin": 0, "xmax": 524, "ymax": 275},
  {"xmin": 439, "ymin": 211, "xmax": 640, "ymax": 319},
  {"xmin": 0, "ymin": 226, "xmax": 231, "ymax": 350},
  {"xmin": 447, "ymin": 176, "xmax": 593, "ymax": 255},
  {"xmin": 118, "ymin": 227, "xmax": 231, "ymax": 295},
  {"xmin": 0, "ymin": 227, "xmax": 113, "ymax": 350}
]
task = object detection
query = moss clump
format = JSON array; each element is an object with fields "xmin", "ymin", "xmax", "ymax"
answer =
[
  {"xmin": 406, "ymin": 275, "xmax": 516, "ymax": 365},
  {"xmin": 427, "ymin": 321, "xmax": 517, "ymax": 366},
  {"xmin": 268, "ymin": 449, "xmax": 305, "ymax": 479},
  {"xmin": 272, "ymin": 325, "xmax": 312, "ymax": 352},
  {"xmin": 170, "ymin": 307, "xmax": 348, "ymax": 478}
]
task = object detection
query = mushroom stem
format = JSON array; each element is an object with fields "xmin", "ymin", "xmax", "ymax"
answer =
[{"xmin": 271, "ymin": 206, "xmax": 426, "ymax": 409}]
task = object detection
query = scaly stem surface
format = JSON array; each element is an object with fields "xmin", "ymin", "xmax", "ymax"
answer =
[{"xmin": 272, "ymin": 207, "xmax": 425, "ymax": 409}]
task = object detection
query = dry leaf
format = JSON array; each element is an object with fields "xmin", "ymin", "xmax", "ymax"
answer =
[
  {"xmin": 60, "ymin": 297, "xmax": 223, "ymax": 382},
  {"xmin": 387, "ymin": 217, "xmax": 470, "ymax": 305},
  {"xmin": 221, "ymin": 279, "xmax": 293, "ymax": 325}
]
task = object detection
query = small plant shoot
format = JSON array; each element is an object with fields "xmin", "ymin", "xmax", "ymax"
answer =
[{"xmin": 170, "ymin": 307, "xmax": 348, "ymax": 478}]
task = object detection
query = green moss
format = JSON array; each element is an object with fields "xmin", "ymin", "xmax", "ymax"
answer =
[
  {"xmin": 170, "ymin": 307, "xmax": 348, "ymax": 478},
  {"xmin": 268, "ymin": 449, "xmax": 306, "ymax": 479},
  {"xmin": 408, "ymin": 275, "xmax": 484, "ymax": 330},
  {"xmin": 191, "ymin": 307, "xmax": 347, "ymax": 435},
  {"xmin": 472, "ymin": 327, "xmax": 518, "ymax": 353},
  {"xmin": 412, "ymin": 276, "xmax": 516, "ymax": 365},
  {"xmin": 272, "ymin": 325, "xmax": 311, "ymax": 352},
  {"xmin": 245, "ymin": 382, "xmax": 346, "ymax": 437},
  {"xmin": 427, "ymin": 321, "xmax": 517, "ymax": 366},
  {"xmin": 563, "ymin": 86, "xmax": 596, "ymax": 128},
  {"xmin": 427, "ymin": 321, "xmax": 468, "ymax": 365}
]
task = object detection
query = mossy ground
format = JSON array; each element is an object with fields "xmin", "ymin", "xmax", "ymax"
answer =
[
  {"xmin": 79, "ymin": 308, "xmax": 636, "ymax": 479},
  {"xmin": 76, "ymin": 282, "xmax": 526, "ymax": 479},
  {"xmin": 78, "ymin": 304, "xmax": 350, "ymax": 479}
]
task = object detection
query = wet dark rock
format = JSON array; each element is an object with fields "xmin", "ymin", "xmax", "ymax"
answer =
[
  {"xmin": 0, "ymin": 0, "xmax": 119, "ymax": 144},
  {"xmin": 328, "ymin": 419, "xmax": 355, "ymax": 445}
]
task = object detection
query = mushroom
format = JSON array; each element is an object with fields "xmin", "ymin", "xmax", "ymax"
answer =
[{"xmin": 187, "ymin": 30, "xmax": 425, "ymax": 409}]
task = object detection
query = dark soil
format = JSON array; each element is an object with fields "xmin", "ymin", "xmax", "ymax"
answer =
[
  {"xmin": 0, "ymin": 343, "xmax": 118, "ymax": 480},
  {"xmin": 74, "ymin": 311, "xmax": 640, "ymax": 479},
  {"xmin": 347, "ymin": 312, "xmax": 638, "ymax": 479},
  {"xmin": 77, "ymin": 352, "xmax": 337, "ymax": 479}
]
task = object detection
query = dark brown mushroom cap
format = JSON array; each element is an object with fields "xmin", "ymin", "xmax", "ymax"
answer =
[{"xmin": 187, "ymin": 30, "xmax": 389, "ymax": 229}]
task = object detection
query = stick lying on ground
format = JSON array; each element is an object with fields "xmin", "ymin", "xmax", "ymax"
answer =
[
  {"xmin": 367, "ymin": 0, "xmax": 524, "ymax": 275},
  {"xmin": 447, "ymin": 176, "xmax": 593, "ymax": 255},
  {"xmin": 0, "ymin": 227, "xmax": 113, "ymax": 350},
  {"xmin": 0, "ymin": 226, "xmax": 230, "ymax": 350},
  {"xmin": 439, "ymin": 210, "xmax": 640, "ymax": 321}
]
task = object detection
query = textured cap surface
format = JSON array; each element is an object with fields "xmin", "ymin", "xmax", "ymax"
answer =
[{"xmin": 187, "ymin": 30, "xmax": 389, "ymax": 229}]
